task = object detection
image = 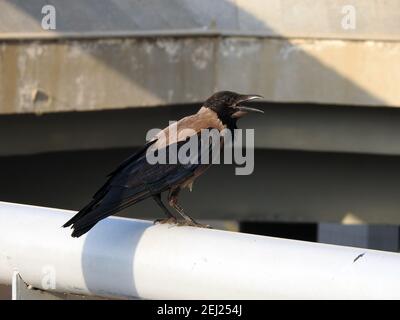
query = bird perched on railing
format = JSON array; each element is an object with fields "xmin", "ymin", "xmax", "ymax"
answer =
[{"xmin": 63, "ymin": 91, "xmax": 263, "ymax": 237}]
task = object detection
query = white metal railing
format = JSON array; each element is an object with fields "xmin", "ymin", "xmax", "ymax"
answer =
[{"xmin": 1, "ymin": 201, "xmax": 400, "ymax": 299}]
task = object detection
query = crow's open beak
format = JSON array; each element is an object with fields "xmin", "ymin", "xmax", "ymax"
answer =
[
  {"xmin": 235, "ymin": 106, "xmax": 264, "ymax": 114},
  {"xmin": 238, "ymin": 94, "xmax": 264, "ymax": 103},
  {"xmin": 232, "ymin": 94, "xmax": 264, "ymax": 117}
]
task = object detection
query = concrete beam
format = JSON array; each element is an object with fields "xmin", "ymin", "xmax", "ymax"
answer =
[{"xmin": 1, "ymin": 0, "xmax": 399, "ymax": 41}]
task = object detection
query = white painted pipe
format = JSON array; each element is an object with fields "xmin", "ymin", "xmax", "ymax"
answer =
[{"xmin": 0, "ymin": 201, "xmax": 400, "ymax": 299}]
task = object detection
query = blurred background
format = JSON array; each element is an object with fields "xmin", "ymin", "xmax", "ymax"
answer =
[{"xmin": 1, "ymin": 0, "xmax": 400, "ymax": 299}]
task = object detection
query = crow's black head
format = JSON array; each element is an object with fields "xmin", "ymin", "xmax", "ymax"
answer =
[{"xmin": 204, "ymin": 91, "xmax": 264, "ymax": 128}]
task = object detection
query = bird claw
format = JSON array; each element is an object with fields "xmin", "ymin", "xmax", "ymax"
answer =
[
  {"xmin": 196, "ymin": 222, "xmax": 212, "ymax": 229},
  {"xmin": 153, "ymin": 217, "xmax": 177, "ymax": 225},
  {"xmin": 176, "ymin": 220, "xmax": 212, "ymax": 229},
  {"xmin": 153, "ymin": 217, "xmax": 212, "ymax": 229}
]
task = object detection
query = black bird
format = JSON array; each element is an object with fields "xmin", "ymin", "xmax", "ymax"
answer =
[{"xmin": 63, "ymin": 91, "xmax": 263, "ymax": 237}]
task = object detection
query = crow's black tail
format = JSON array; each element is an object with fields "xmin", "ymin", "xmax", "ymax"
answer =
[
  {"xmin": 62, "ymin": 199, "xmax": 98, "ymax": 228},
  {"xmin": 63, "ymin": 189, "xmax": 149, "ymax": 237},
  {"xmin": 62, "ymin": 198, "xmax": 103, "ymax": 238},
  {"xmin": 63, "ymin": 141, "xmax": 160, "ymax": 237},
  {"xmin": 71, "ymin": 224, "xmax": 96, "ymax": 238}
]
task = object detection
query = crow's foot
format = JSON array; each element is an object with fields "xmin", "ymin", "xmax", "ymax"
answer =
[
  {"xmin": 153, "ymin": 217, "xmax": 177, "ymax": 225},
  {"xmin": 176, "ymin": 220, "xmax": 212, "ymax": 229}
]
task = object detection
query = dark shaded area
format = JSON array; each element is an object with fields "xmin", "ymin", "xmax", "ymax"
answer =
[
  {"xmin": 240, "ymin": 222, "xmax": 317, "ymax": 242},
  {"xmin": 3, "ymin": 0, "xmax": 243, "ymax": 33},
  {"xmin": 318, "ymin": 224, "xmax": 400, "ymax": 252},
  {"xmin": 367, "ymin": 225, "xmax": 400, "ymax": 251},
  {"xmin": 1, "ymin": 147, "xmax": 400, "ymax": 224}
]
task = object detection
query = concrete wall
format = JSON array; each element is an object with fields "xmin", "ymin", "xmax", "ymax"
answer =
[
  {"xmin": 0, "ymin": 36, "xmax": 399, "ymax": 115},
  {"xmin": 4, "ymin": 103, "xmax": 400, "ymax": 157}
]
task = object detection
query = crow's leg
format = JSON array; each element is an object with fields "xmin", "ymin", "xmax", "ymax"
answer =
[
  {"xmin": 152, "ymin": 193, "xmax": 177, "ymax": 225},
  {"xmin": 168, "ymin": 187, "xmax": 211, "ymax": 228}
]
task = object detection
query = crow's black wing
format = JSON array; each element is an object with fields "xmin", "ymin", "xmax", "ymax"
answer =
[
  {"xmin": 63, "ymin": 134, "xmax": 213, "ymax": 237},
  {"xmin": 62, "ymin": 140, "xmax": 155, "ymax": 230}
]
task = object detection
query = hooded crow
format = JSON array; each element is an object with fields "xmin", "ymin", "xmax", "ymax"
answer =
[{"xmin": 63, "ymin": 91, "xmax": 263, "ymax": 237}]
